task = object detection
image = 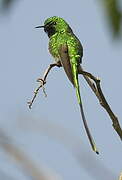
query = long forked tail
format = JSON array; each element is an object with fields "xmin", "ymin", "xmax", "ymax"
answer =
[
  {"xmin": 59, "ymin": 44, "xmax": 99, "ymax": 154},
  {"xmin": 73, "ymin": 64, "xmax": 99, "ymax": 154}
]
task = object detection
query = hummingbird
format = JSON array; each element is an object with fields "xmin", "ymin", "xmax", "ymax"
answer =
[{"xmin": 35, "ymin": 16, "xmax": 99, "ymax": 154}]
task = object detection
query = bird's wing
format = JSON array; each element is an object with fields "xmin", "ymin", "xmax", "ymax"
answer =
[{"xmin": 59, "ymin": 44, "xmax": 74, "ymax": 86}]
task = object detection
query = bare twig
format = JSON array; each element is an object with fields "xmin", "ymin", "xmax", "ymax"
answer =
[
  {"xmin": 59, "ymin": 44, "xmax": 122, "ymax": 141},
  {"xmin": 28, "ymin": 43, "xmax": 122, "ymax": 140},
  {"xmin": 78, "ymin": 66, "xmax": 101, "ymax": 101},
  {"xmin": 28, "ymin": 62, "xmax": 61, "ymax": 109},
  {"xmin": 78, "ymin": 66, "xmax": 122, "ymax": 140}
]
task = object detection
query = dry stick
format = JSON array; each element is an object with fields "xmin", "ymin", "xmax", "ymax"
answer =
[
  {"xmin": 28, "ymin": 44, "xmax": 122, "ymax": 140},
  {"xmin": 78, "ymin": 66, "xmax": 122, "ymax": 140},
  {"xmin": 78, "ymin": 66, "xmax": 101, "ymax": 101},
  {"xmin": 59, "ymin": 44, "xmax": 122, "ymax": 140},
  {"xmin": 28, "ymin": 63, "xmax": 61, "ymax": 109}
]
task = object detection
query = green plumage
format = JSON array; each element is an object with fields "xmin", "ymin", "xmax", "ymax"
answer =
[
  {"xmin": 36, "ymin": 16, "xmax": 98, "ymax": 154},
  {"xmin": 46, "ymin": 17, "xmax": 83, "ymax": 104},
  {"xmin": 48, "ymin": 20, "xmax": 83, "ymax": 63}
]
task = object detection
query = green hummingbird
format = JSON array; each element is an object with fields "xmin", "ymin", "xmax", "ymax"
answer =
[{"xmin": 36, "ymin": 16, "xmax": 99, "ymax": 154}]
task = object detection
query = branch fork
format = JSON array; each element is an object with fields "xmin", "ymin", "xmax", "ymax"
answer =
[{"xmin": 28, "ymin": 45, "xmax": 122, "ymax": 141}]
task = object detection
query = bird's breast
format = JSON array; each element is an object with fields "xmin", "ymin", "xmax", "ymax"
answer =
[{"xmin": 48, "ymin": 36, "xmax": 60, "ymax": 62}]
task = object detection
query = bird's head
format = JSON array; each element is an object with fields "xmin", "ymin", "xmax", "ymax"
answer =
[{"xmin": 35, "ymin": 16, "xmax": 73, "ymax": 38}]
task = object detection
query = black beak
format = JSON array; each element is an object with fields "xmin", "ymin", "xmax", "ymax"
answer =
[{"xmin": 35, "ymin": 25, "xmax": 44, "ymax": 28}]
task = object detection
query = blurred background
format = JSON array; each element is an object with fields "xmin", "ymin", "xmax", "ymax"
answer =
[{"xmin": 0, "ymin": 0, "xmax": 122, "ymax": 179}]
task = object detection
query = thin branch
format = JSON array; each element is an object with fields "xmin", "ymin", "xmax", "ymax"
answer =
[
  {"xmin": 28, "ymin": 62, "xmax": 61, "ymax": 109},
  {"xmin": 28, "ymin": 43, "xmax": 122, "ymax": 140},
  {"xmin": 78, "ymin": 66, "xmax": 122, "ymax": 140},
  {"xmin": 78, "ymin": 66, "xmax": 101, "ymax": 101},
  {"xmin": 59, "ymin": 44, "xmax": 122, "ymax": 141}
]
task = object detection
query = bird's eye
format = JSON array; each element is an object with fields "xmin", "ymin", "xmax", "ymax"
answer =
[{"xmin": 53, "ymin": 22, "xmax": 56, "ymax": 25}]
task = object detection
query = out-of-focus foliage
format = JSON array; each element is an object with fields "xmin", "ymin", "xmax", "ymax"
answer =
[
  {"xmin": 0, "ymin": 0, "xmax": 15, "ymax": 12},
  {"xmin": 100, "ymin": 0, "xmax": 122, "ymax": 38}
]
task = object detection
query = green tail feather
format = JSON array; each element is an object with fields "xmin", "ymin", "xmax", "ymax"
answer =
[{"xmin": 73, "ymin": 65, "xmax": 99, "ymax": 154}]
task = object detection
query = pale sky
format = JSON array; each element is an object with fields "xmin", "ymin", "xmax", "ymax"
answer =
[{"xmin": 0, "ymin": 0, "xmax": 122, "ymax": 179}]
